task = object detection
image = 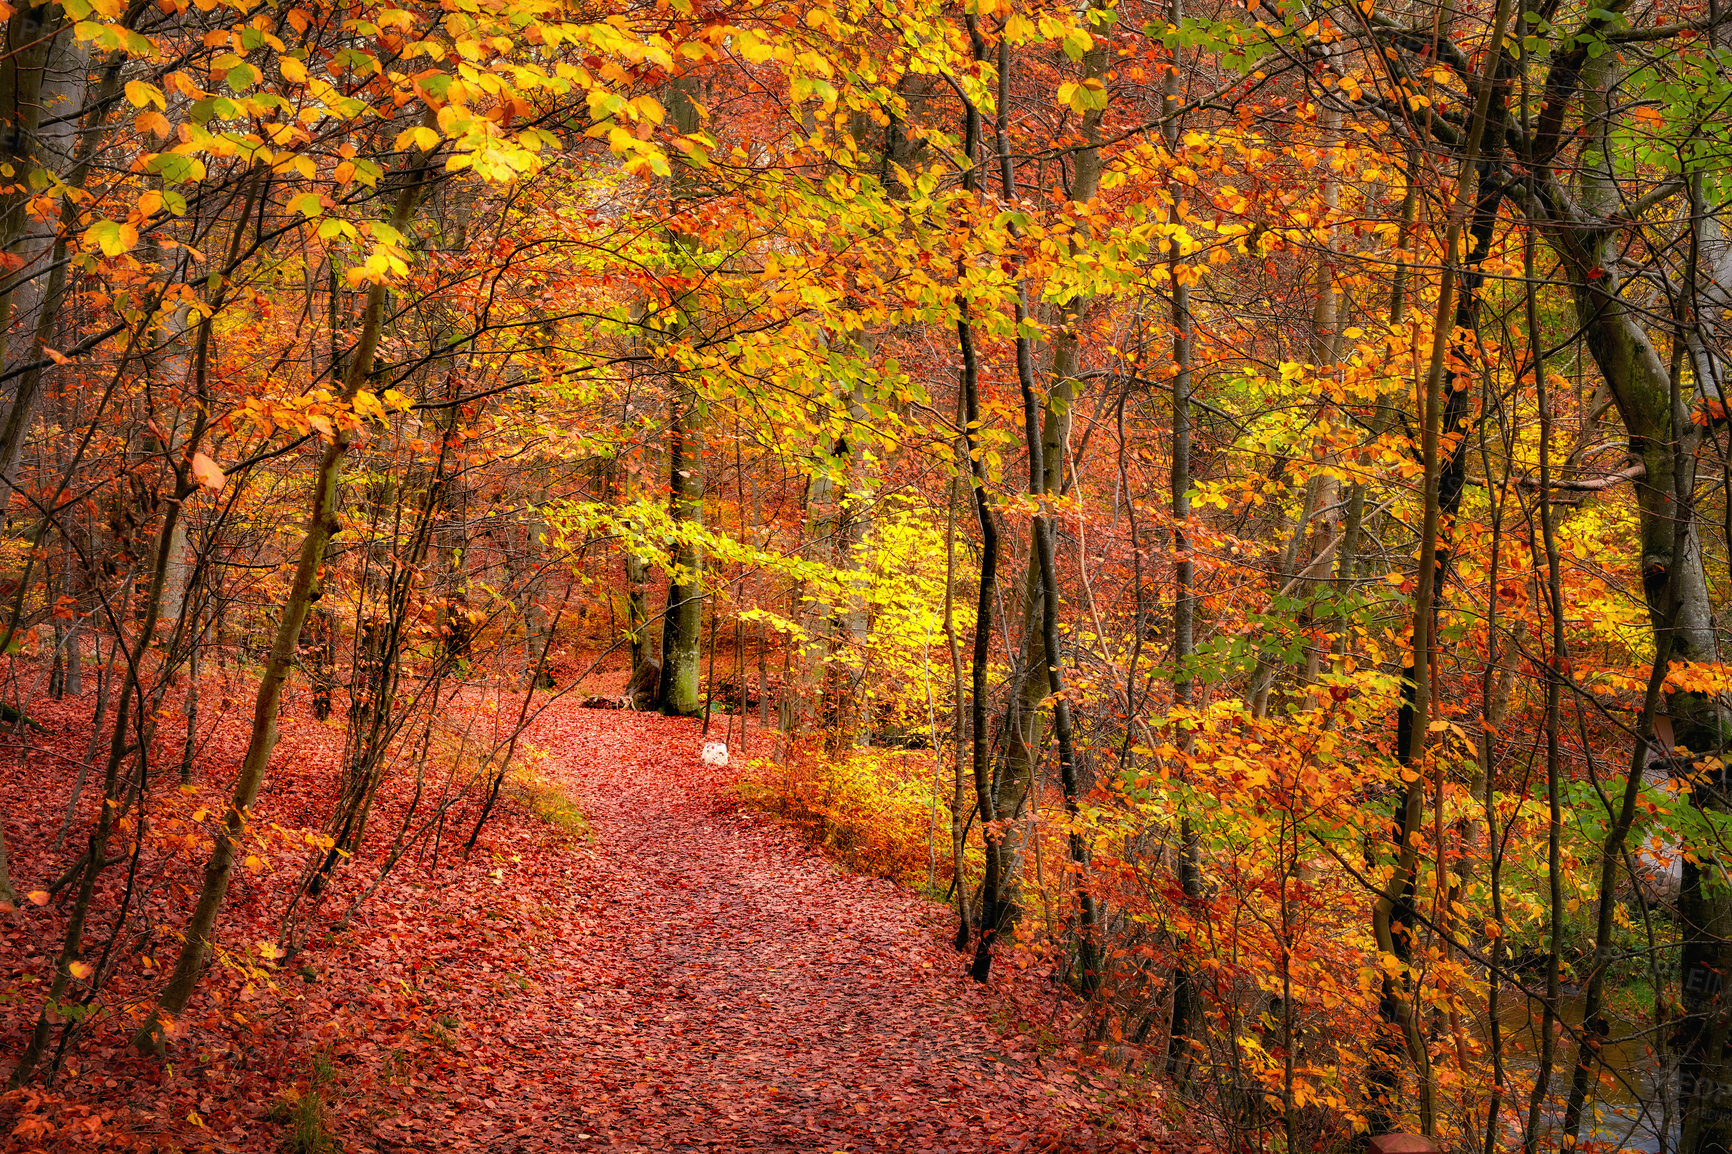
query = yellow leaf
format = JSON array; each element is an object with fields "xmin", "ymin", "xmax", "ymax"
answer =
[
  {"xmin": 69, "ymin": 961, "xmax": 93, "ymax": 980},
  {"xmin": 352, "ymin": 389, "xmax": 388, "ymax": 423},
  {"xmin": 280, "ymin": 56, "xmax": 308, "ymax": 83},
  {"xmin": 124, "ymin": 79, "xmax": 164, "ymax": 109},
  {"xmin": 27, "ymin": 890, "xmax": 49, "ymax": 906},
  {"xmin": 394, "ymin": 125, "xmax": 440, "ymax": 153},
  {"xmin": 736, "ymin": 29, "xmax": 773, "ymax": 63}
]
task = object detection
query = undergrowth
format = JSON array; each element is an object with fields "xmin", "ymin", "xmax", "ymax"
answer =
[
  {"xmin": 734, "ymin": 744, "xmax": 951, "ymax": 886},
  {"xmin": 268, "ymin": 1051, "xmax": 340, "ymax": 1154},
  {"xmin": 507, "ymin": 746, "xmax": 591, "ymax": 840}
]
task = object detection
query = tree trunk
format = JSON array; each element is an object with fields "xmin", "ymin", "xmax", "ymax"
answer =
[
  {"xmin": 1522, "ymin": 43, "xmax": 1732, "ymax": 1147},
  {"xmin": 958, "ymin": 307, "xmax": 1001, "ymax": 982},
  {"xmin": 998, "ymin": 16, "xmax": 1107, "ymax": 890},
  {"xmin": 12, "ymin": 448, "xmax": 192, "ymax": 1083},
  {"xmin": 132, "ymin": 157, "xmax": 430, "ymax": 1054},
  {"xmin": 0, "ymin": 19, "xmax": 91, "ymax": 482},
  {"xmin": 1369, "ymin": 1, "xmax": 1511, "ymax": 1130},
  {"xmin": 658, "ymin": 75, "xmax": 704, "ymax": 718},
  {"xmin": 944, "ymin": 399, "xmax": 969, "ymax": 949}
]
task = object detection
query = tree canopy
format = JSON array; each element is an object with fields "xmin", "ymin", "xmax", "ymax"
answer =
[{"xmin": 0, "ymin": 0, "xmax": 1729, "ymax": 1145}]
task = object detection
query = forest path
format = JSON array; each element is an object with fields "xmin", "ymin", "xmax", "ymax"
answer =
[{"xmin": 488, "ymin": 703, "xmax": 1159, "ymax": 1154}]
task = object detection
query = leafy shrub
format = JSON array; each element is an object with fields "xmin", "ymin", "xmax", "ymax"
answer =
[{"xmin": 736, "ymin": 744, "xmax": 951, "ymax": 887}]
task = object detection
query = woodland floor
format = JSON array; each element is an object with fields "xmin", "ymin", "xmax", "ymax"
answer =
[{"xmin": 1, "ymin": 689, "xmax": 1168, "ymax": 1152}]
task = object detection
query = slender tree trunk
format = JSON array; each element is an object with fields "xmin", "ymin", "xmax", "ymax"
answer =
[
  {"xmin": 998, "ymin": 10, "xmax": 1108, "ymax": 899},
  {"xmin": 179, "ymin": 605, "xmax": 200, "ymax": 785},
  {"xmin": 1370, "ymin": 2, "xmax": 1511, "ymax": 1130},
  {"xmin": 659, "ymin": 375, "xmax": 704, "ymax": 717},
  {"xmin": 945, "ymin": 407, "xmax": 969, "ymax": 950},
  {"xmin": 1163, "ymin": 0, "xmax": 1204, "ymax": 1078},
  {"xmin": 1522, "ymin": 331, "xmax": 1566, "ymax": 1146},
  {"xmin": 132, "ymin": 157, "xmax": 430, "ymax": 1054},
  {"xmin": 658, "ymin": 76, "xmax": 704, "ymax": 718},
  {"xmin": 958, "ymin": 308, "xmax": 1001, "ymax": 983},
  {"xmin": 12, "ymin": 462, "xmax": 190, "ymax": 1083},
  {"xmin": 959, "ymin": 16, "xmax": 1102, "ymax": 985}
]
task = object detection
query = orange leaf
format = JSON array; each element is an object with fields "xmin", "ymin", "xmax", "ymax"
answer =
[
  {"xmin": 190, "ymin": 452, "xmax": 225, "ymax": 492},
  {"xmin": 135, "ymin": 109, "xmax": 172, "ymax": 138}
]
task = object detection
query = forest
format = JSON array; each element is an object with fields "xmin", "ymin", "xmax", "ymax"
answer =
[{"xmin": 0, "ymin": 0, "xmax": 1725, "ymax": 1146}]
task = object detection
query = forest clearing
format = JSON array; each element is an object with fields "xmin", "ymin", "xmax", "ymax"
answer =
[{"xmin": 0, "ymin": 0, "xmax": 1727, "ymax": 1146}]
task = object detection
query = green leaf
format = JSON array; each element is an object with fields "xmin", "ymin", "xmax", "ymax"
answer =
[
  {"xmin": 147, "ymin": 153, "xmax": 201, "ymax": 184},
  {"xmin": 83, "ymin": 219, "xmax": 134, "ymax": 257}
]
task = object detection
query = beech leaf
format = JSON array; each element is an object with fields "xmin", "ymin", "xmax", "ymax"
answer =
[{"xmin": 191, "ymin": 452, "xmax": 226, "ymax": 492}]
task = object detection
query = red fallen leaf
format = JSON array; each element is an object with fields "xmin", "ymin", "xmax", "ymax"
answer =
[{"xmin": 2, "ymin": 692, "xmax": 1163, "ymax": 1154}]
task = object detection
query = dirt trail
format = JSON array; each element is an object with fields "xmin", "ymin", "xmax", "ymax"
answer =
[{"xmin": 477, "ymin": 704, "xmax": 1159, "ymax": 1153}]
